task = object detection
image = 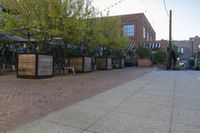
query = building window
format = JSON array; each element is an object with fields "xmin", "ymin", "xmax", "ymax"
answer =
[
  {"xmin": 147, "ymin": 32, "xmax": 149, "ymax": 41},
  {"xmin": 178, "ymin": 47, "xmax": 184, "ymax": 54},
  {"xmin": 150, "ymin": 36, "xmax": 152, "ymax": 41},
  {"xmin": 181, "ymin": 48, "xmax": 184, "ymax": 53},
  {"xmin": 143, "ymin": 27, "xmax": 146, "ymax": 38},
  {"xmin": 123, "ymin": 24, "xmax": 135, "ymax": 37}
]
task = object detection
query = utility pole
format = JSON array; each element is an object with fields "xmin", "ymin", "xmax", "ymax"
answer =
[{"xmin": 168, "ymin": 10, "xmax": 172, "ymax": 69}]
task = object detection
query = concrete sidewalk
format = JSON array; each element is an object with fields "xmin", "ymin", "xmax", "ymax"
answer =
[{"xmin": 7, "ymin": 71, "xmax": 200, "ymax": 133}]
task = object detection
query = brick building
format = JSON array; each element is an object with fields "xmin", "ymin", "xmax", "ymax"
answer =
[
  {"xmin": 120, "ymin": 13, "xmax": 156, "ymax": 43},
  {"xmin": 189, "ymin": 36, "xmax": 200, "ymax": 66},
  {"xmin": 116, "ymin": 13, "xmax": 169, "ymax": 66},
  {"xmin": 190, "ymin": 36, "xmax": 200, "ymax": 54},
  {"xmin": 118, "ymin": 13, "xmax": 169, "ymax": 52},
  {"xmin": 174, "ymin": 40, "xmax": 193, "ymax": 61},
  {"xmin": 174, "ymin": 36, "xmax": 200, "ymax": 67},
  {"xmin": 174, "ymin": 36, "xmax": 200, "ymax": 60},
  {"xmin": 141, "ymin": 40, "xmax": 169, "ymax": 52}
]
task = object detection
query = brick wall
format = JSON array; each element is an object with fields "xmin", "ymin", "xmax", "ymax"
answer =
[
  {"xmin": 120, "ymin": 13, "xmax": 156, "ymax": 43},
  {"xmin": 174, "ymin": 40, "xmax": 193, "ymax": 61},
  {"xmin": 190, "ymin": 36, "xmax": 200, "ymax": 53}
]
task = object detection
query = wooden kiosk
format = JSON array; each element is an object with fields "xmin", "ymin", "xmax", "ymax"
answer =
[
  {"xmin": 17, "ymin": 54, "xmax": 53, "ymax": 78},
  {"xmin": 96, "ymin": 57, "xmax": 112, "ymax": 70},
  {"xmin": 69, "ymin": 56, "xmax": 92, "ymax": 72}
]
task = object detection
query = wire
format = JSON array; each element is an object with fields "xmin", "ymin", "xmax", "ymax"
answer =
[
  {"xmin": 163, "ymin": 0, "xmax": 169, "ymax": 17},
  {"xmin": 141, "ymin": 0, "xmax": 154, "ymax": 23},
  {"xmin": 95, "ymin": 0, "xmax": 126, "ymax": 16}
]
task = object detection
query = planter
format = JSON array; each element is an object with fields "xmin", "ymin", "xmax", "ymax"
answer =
[
  {"xmin": 17, "ymin": 54, "xmax": 53, "ymax": 79},
  {"xmin": 96, "ymin": 57, "xmax": 112, "ymax": 70},
  {"xmin": 124, "ymin": 58, "xmax": 137, "ymax": 67},
  {"xmin": 112, "ymin": 58, "xmax": 124, "ymax": 69},
  {"xmin": 137, "ymin": 58, "xmax": 151, "ymax": 67},
  {"xmin": 154, "ymin": 64, "xmax": 166, "ymax": 69},
  {"xmin": 69, "ymin": 56, "xmax": 92, "ymax": 72}
]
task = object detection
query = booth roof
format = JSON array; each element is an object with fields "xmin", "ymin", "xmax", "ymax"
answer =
[{"xmin": 0, "ymin": 34, "xmax": 27, "ymax": 42}]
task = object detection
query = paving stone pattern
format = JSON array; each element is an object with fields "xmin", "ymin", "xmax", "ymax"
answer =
[
  {"xmin": 0, "ymin": 68, "xmax": 152, "ymax": 133},
  {"xmin": 6, "ymin": 70, "xmax": 200, "ymax": 133}
]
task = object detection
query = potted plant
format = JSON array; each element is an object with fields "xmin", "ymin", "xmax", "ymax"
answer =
[
  {"xmin": 136, "ymin": 46, "xmax": 151, "ymax": 67},
  {"xmin": 152, "ymin": 50, "xmax": 167, "ymax": 69},
  {"xmin": 67, "ymin": 48, "xmax": 93, "ymax": 73},
  {"xmin": 96, "ymin": 57, "xmax": 112, "ymax": 70}
]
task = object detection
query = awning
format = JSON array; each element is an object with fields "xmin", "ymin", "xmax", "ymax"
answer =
[
  {"xmin": 142, "ymin": 42, "xmax": 161, "ymax": 49},
  {"xmin": 127, "ymin": 43, "xmax": 135, "ymax": 50},
  {"xmin": 0, "ymin": 34, "xmax": 27, "ymax": 42}
]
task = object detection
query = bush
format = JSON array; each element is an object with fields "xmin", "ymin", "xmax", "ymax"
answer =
[
  {"xmin": 67, "ymin": 48, "xmax": 79, "ymax": 56},
  {"xmin": 153, "ymin": 50, "xmax": 167, "ymax": 65},
  {"xmin": 189, "ymin": 59, "xmax": 195, "ymax": 68},
  {"xmin": 136, "ymin": 46, "xmax": 150, "ymax": 59}
]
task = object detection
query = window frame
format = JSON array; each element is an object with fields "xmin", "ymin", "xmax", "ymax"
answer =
[{"xmin": 123, "ymin": 24, "xmax": 135, "ymax": 37}]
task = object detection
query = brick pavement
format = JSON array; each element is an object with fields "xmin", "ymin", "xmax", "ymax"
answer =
[
  {"xmin": 0, "ymin": 67, "xmax": 152, "ymax": 133},
  {"xmin": 7, "ymin": 70, "xmax": 200, "ymax": 133}
]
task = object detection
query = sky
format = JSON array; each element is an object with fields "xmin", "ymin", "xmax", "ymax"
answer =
[{"xmin": 92, "ymin": 0, "xmax": 200, "ymax": 41}]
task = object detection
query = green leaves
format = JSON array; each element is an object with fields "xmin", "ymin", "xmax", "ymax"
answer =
[
  {"xmin": 1, "ymin": 0, "xmax": 128, "ymax": 56},
  {"xmin": 136, "ymin": 46, "xmax": 151, "ymax": 59},
  {"xmin": 153, "ymin": 50, "xmax": 167, "ymax": 64},
  {"xmin": 86, "ymin": 16, "xmax": 129, "ymax": 54},
  {"xmin": 2, "ymin": 0, "xmax": 88, "ymax": 47}
]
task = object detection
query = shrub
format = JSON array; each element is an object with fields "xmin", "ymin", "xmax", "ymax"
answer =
[
  {"xmin": 136, "ymin": 46, "xmax": 150, "ymax": 59},
  {"xmin": 153, "ymin": 50, "xmax": 167, "ymax": 64},
  {"xmin": 189, "ymin": 59, "xmax": 195, "ymax": 68}
]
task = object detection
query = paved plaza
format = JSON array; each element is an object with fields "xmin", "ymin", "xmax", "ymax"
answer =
[
  {"xmin": 5, "ymin": 70, "xmax": 200, "ymax": 133},
  {"xmin": 4, "ymin": 70, "xmax": 200, "ymax": 133},
  {"xmin": 0, "ymin": 68, "xmax": 152, "ymax": 133}
]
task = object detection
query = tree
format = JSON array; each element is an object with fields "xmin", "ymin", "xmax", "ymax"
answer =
[
  {"xmin": 171, "ymin": 43, "xmax": 180, "ymax": 67},
  {"xmin": 90, "ymin": 16, "xmax": 129, "ymax": 57},
  {"xmin": 1, "ymin": 0, "xmax": 93, "ymax": 53},
  {"xmin": 105, "ymin": 17, "xmax": 129, "ymax": 52},
  {"xmin": 1, "ymin": 0, "xmax": 128, "ymax": 57}
]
